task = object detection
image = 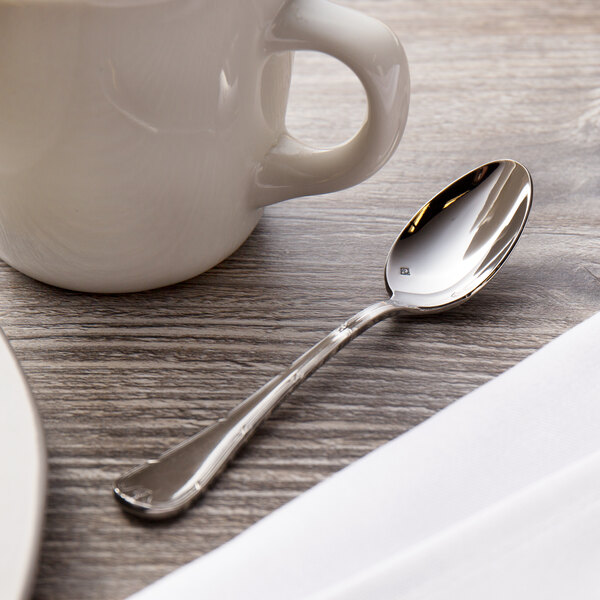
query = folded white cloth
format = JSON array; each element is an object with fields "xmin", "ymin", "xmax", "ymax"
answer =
[
  {"xmin": 129, "ymin": 311, "xmax": 600, "ymax": 600},
  {"xmin": 309, "ymin": 449, "xmax": 600, "ymax": 600}
]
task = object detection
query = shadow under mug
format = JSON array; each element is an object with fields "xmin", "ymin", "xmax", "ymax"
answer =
[{"xmin": 0, "ymin": 0, "xmax": 409, "ymax": 292}]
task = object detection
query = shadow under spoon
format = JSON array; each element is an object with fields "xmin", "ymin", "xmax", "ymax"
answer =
[{"xmin": 114, "ymin": 159, "xmax": 533, "ymax": 520}]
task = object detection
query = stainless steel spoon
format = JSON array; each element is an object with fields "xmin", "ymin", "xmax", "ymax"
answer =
[{"xmin": 114, "ymin": 159, "xmax": 532, "ymax": 520}]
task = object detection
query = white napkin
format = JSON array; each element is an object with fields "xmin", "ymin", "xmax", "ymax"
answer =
[
  {"xmin": 128, "ymin": 311, "xmax": 600, "ymax": 600},
  {"xmin": 308, "ymin": 449, "xmax": 600, "ymax": 600}
]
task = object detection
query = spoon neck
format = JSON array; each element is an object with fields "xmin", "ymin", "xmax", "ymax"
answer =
[{"xmin": 340, "ymin": 299, "xmax": 402, "ymax": 334}]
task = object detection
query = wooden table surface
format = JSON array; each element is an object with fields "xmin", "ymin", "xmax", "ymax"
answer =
[{"xmin": 2, "ymin": 1, "xmax": 597, "ymax": 598}]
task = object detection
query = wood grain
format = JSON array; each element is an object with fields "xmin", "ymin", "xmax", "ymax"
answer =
[{"xmin": 0, "ymin": 1, "xmax": 597, "ymax": 598}]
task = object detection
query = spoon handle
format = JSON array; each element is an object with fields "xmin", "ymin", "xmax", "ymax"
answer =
[{"xmin": 113, "ymin": 299, "xmax": 399, "ymax": 519}]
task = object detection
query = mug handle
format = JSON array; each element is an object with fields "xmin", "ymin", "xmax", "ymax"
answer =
[{"xmin": 254, "ymin": 0, "xmax": 410, "ymax": 207}]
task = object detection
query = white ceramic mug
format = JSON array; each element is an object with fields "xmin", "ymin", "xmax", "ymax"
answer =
[{"xmin": 0, "ymin": 0, "xmax": 409, "ymax": 292}]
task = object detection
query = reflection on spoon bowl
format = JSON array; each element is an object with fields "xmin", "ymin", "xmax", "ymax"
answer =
[{"xmin": 386, "ymin": 160, "xmax": 532, "ymax": 311}]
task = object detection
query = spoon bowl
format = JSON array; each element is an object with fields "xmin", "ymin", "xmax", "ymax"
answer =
[
  {"xmin": 114, "ymin": 160, "xmax": 532, "ymax": 520},
  {"xmin": 386, "ymin": 160, "xmax": 531, "ymax": 310}
]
